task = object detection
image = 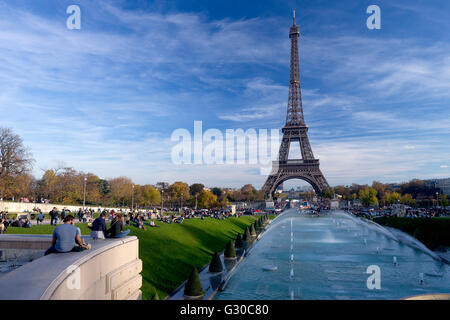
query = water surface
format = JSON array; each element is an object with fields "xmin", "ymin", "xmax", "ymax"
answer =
[{"xmin": 215, "ymin": 209, "xmax": 450, "ymax": 300}]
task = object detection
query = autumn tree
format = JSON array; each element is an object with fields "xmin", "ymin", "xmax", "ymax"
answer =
[
  {"xmin": 109, "ymin": 177, "xmax": 134, "ymax": 206},
  {"xmin": 359, "ymin": 187, "xmax": 378, "ymax": 206},
  {"xmin": 135, "ymin": 184, "xmax": 161, "ymax": 207},
  {"xmin": 168, "ymin": 181, "xmax": 190, "ymax": 208},
  {"xmin": 0, "ymin": 127, "xmax": 34, "ymax": 199},
  {"xmin": 400, "ymin": 193, "xmax": 416, "ymax": 207},
  {"xmin": 197, "ymin": 190, "xmax": 218, "ymax": 209},
  {"xmin": 371, "ymin": 181, "xmax": 386, "ymax": 200}
]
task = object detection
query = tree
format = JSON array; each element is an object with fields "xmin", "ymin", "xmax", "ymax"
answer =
[
  {"xmin": 208, "ymin": 251, "xmax": 223, "ymax": 273},
  {"xmin": 0, "ymin": 127, "xmax": 34, "ymax": 199},
  {"xmin": 168, "ymin": 182, "xmax": 190, "ymax": 208},
  {"xmin": 184, "ymin": 267, "xmax": 204, "ymax": 297},
  {"xmin": 235, "ymin": 233, "xmax": 244, "ymax": 248},
  {"xmin": 136, "ymin": 184, "xmax": 161, "ymax": 207},
  {"xmin": 189, "ymin": 183, "xmax": 204, "ymax": 209},
  {"xmin": 400, "ymin": 193, "xmax": 416, "ymax": 207},
  {"xmin": 334, "ymin": 185, "xmax": 351, "ymax": 200},
  {"xmin": 211, "ymin": 187, "xmax": 222, "ymax": 198},
  {"xmin": 189, "ymin": 183, "xmax": 204, "ymax": 196},
  {"xmin": 359, "ymin": 187, "xmax": 378, "ymax": 206},
  {"xmin": 234, "ymin": 184, "xmax": 263, "ymax": 202},
  {"xmin": 109, "ymin": 177, "xmax": 134, "ymax": 206},
  {"xmin": 197, "ymin": 190, "xmax": 218, "ymax": 209},
  {"xmin": 224, "ymin": 240, "xmax": 236, "ymax": 259},
  {"xmin": 440, "ymin": 194, "xmax": 449, "ymax": 207},
  {"xmin": 321, "ymin": 188, "xmax": 334, "ymax": 199},
  {"xmin": 384, "ymin": 191, "xmax": 401, "ymax": 205},
  {"xmin": 372, "ymin": 181, "xmax": 386, "ymax": 200},
  {"xmin": 9, "ymin": 173, "xmax": 35, "ymax": 200}
]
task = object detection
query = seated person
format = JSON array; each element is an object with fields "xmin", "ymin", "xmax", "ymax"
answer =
[
  {"xmin": 89, "ymin": 212, "xmax": 107, "ymax": 239},
  {"xmin": 12, "ymin": 218, "xmax": 24, "ymax": 227},
  {"xmin": 45, "ymin": 215, "xmax": 91, "ymax": 255},
  {"xmin": 23, "ymin": 218, "xmax": 32, "ymax": 228},
  {"xmin": 105, "ymin": 214, "xmax": 130, "ymax": 238},
  {"xmin": 135, "ymin": 218, "xmax": 146, "ymax": 230},
  {"xmin": 0, "ymin": 218, "xmax": 6, "ymax": 234},
  {"xmin": 148, "ymin": 220, "xmax": 158, "ymax": 227}
]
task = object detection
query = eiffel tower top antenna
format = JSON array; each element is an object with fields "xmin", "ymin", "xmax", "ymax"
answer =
[{"xmin": 293, "ymin": 8, "xmax": 295, "ymax": 24}]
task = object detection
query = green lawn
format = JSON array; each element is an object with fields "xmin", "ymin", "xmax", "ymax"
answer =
[
  {"xmin": 5, "ymin": 215, "xmax": 259, "ymax": 299},
  {"xmin": 374, "ymin": 216, "xmax": 450, "ymax": 250}
]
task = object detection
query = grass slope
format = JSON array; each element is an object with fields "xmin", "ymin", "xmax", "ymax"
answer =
[
  {"xmin": 374, "ymin": 216, "xmax": 450, "ymax": 250},
  {"xmin": 5, "ymin": 215, "xmax": 257, "ymax": 299}
]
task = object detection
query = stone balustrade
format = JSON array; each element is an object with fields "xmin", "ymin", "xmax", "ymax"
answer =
[{"xmin": 0, "ymin": 235, "xmax": 142, "ymax": 300}]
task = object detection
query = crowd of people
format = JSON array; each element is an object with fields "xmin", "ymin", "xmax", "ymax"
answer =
[
  {"xmin": 0, "ymin": 211, "xmax": 32, "ymax": 233},
  {"xmin": 348, "ymin": 206, "xmax": 450, "ymax": 219},
  {"xmin": 1, "ymin": 205, "xmax": 262, "ymax": 257}
]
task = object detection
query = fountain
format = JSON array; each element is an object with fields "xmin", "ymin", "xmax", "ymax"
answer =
[{"xmin": 215, "ymin": 209, "xmax": 450, "ymax": 300}]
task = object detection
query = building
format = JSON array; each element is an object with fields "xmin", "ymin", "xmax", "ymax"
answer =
[
  {"xmin": 155, "ymin": 182, "xmax": 169, "ymax": 190},
  {"xmin": 425, "ymin": 178, "xmax": 450, "ymax": 196}
]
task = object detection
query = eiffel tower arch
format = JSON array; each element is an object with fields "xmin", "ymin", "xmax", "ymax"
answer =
[{"xmin": 262, "ymin": 10, "xmax": 330, "ymax": 200}]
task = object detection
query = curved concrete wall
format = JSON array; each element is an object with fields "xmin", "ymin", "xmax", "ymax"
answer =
[{"xmin": 0, "ymin": 235, "xmax": 142, "ymax": 300}]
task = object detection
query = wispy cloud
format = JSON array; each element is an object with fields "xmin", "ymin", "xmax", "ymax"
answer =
[{"xmin": 0, "ymin": 0, "xmax": 448, "ymax": 188}]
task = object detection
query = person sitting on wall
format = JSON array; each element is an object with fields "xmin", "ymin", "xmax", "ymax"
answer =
[
  {"xmin": 45, "ymin": 215, "xmax": 91, "ymax": 255},
  {"xmin": 89, "ymin": 212, "xmax": 107, "ymax": 239},
  {"xmin": 105, "ymin": 214, "xmax": 130, "ymax": 238}
]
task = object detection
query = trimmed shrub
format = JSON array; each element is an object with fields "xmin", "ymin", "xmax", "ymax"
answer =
[
  {"xmin": 224, "ymin": 240, "xmax": 236, "ymax": 259},
  {"xmin": 250, "ymin": 223, "xmax": 256, "ymax": 236},
  {"xmin": 152, "ymin": 291, "xmax": 160, "ymax": 300},
  {"xmin": 209, "ymin": 251, "xmax": 223, "ymax": 273},
  {"xmin": 184, "ymin": 267, "xmax": 204, "ymax": 297},
  {"xmin": 235, "ymin": 233, "xmax": 244, "ymax": 248},
  {"xmin": 243, "ymin": 227, "xmax": 251, "ymax": 241}
]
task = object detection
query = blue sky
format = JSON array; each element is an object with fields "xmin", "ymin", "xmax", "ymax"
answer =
[{"xmin": 0, "ymin": 0, "xmax": 449, "ymax": 188}]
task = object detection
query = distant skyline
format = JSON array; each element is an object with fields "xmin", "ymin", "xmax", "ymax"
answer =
[{"xmin": 1, "ymin": 0, "xmax": 449, "ymax": 188}]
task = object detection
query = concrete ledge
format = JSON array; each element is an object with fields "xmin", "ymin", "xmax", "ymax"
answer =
[
  {"xmin": 0, "ymin": 234, "xmax": 53, "ymax": 250},
  {"xmin": 0, "ymin": 235, "xmax": 142, "ymax": 300},
  {"xmin": 403, "ymin": 294, "xmax": 450, "ymax": 300}
]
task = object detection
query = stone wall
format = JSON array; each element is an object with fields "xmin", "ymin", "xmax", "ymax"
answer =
[
  {"xmin": 0, "ymin": 235, "xmax": 142, "ymax": 300},
  {"xmin": 0, "ymin": 201, "xmax": 123, "ymax": 214}
]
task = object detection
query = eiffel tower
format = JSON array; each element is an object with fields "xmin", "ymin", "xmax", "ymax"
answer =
[{"xmin": 262, "ymin": 10, "xmax": 330, "ymax": 200}]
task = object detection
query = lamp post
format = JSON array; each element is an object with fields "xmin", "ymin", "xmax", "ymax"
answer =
[
  {"xmin": 131, "ymin": 184, "xmax": 135, "ymax": 212},
  {"xmin": 161, "ymin": 190, "xmax": 164, "ymax": 216},
  {"xmin": 83, "ymin": 177, "xmax": 87, "ymax": 210},
  {"xmin": 436, "ymin": 192, "xmax": 439, "ymax": 208}
]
